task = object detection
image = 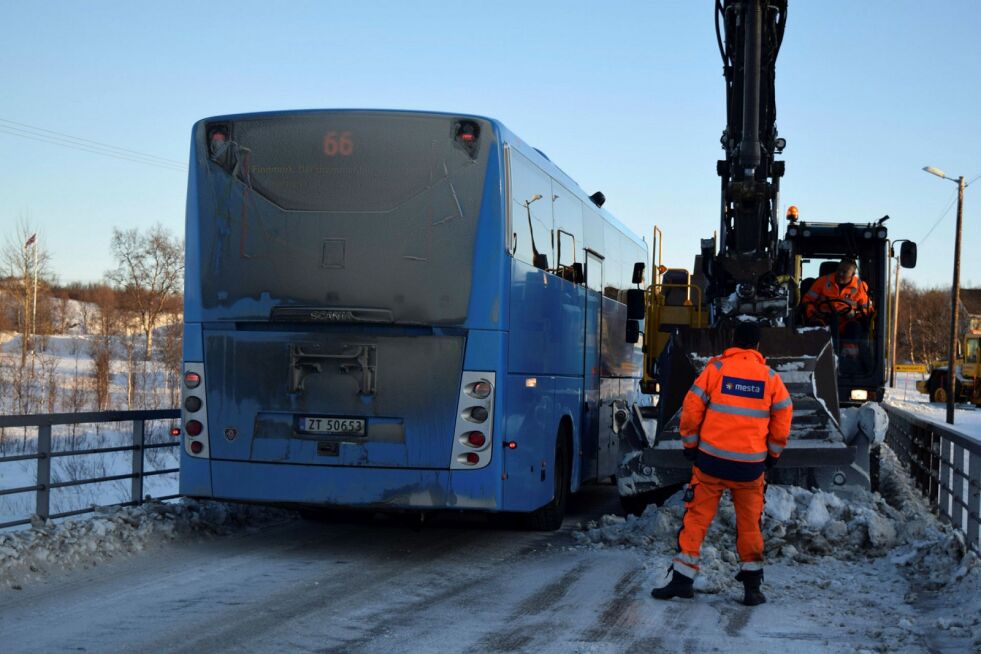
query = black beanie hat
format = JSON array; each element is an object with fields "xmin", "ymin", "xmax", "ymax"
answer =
[{"xmin": 733, "ymin": 322, "xmax": 761, "ymax": 349}]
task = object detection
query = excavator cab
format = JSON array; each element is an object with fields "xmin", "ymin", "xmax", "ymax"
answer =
[{"xmin": 787, "ymin": 220, "xmax": 912, "ymax": 404}]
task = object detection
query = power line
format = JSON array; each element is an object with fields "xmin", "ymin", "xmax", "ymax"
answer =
[
  {"xmin": 0, "ymin": 126, "xmax": 187, "ymax": 172},
  {"xmin": 0, "ymin": 118, "xmax": 187, "ymax": 172},
  {"xmin": 920, "ymin": 173, "xmax": 981, "ymax": 244},
  {"xmin": 920, "ymin": 188, "xmax": 958, "ymax": 244}
]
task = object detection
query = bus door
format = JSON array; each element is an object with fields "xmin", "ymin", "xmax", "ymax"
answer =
[{"xmin": 581, "ymin": 250, "xmax": 604, "ymax": 481}]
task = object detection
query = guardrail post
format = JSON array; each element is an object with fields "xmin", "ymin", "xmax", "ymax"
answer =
[
  {"xmin": 132, "ymin": 419, "xmax": 144, "ymax": 505},
  {"xmin": 969, "ymin": 449, "xmax": 980, "ymax": 546},
  {"xmin": 36, "ymin": 424, "xmax": 51, "ymax": 520}
]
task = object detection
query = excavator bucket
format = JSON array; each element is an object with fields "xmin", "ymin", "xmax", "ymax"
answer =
[{"xmin": 619, "ymin": 326, "xmax": 877, "ymax": 500}]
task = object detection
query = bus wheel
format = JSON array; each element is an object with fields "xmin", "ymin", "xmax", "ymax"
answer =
[
  {"xmin": 524, "ymin": 431, "xmax": 570, "ymax": 531},
  {"xmin": 932, "ymin": 386, "xmax": 947, "ymax": 404}
]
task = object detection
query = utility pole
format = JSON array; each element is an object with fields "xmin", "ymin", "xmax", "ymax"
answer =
[
  {"xmin": 946, "ymin": 175, "xmax": 965, "ymax": 424},
  {"xmin": 923, "ymin": 166, "xmax": 971, "ymax": 425}
]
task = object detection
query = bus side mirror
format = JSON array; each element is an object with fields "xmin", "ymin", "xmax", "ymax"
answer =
[
  {"xmin": 625, "ymin": 319, "xmax": 640, "ymax": 343},
  {"xmin": 631, "ymin": 261, "xmax": 645, "ymax": 284},
  {"xmin": 626, "ymin": 289, "xmax": 645, "ymax": 320},
  {"xmin": 900, "ymin": 241, "xmax": 917, "ymax": 268}
]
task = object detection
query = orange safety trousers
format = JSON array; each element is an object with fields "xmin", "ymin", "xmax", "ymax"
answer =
[{"xmin": 673, "ymin": 466, "xmax": 765, "ymax": 578}]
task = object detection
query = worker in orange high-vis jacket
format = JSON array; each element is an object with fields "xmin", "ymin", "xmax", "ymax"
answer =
[
  {"xmin": 803, "ymin": 258, "xmax": 873, "ymax": 332},
  {"xmin": 652, "ymin": 322, "xmax": 792, "ymax": 606}
]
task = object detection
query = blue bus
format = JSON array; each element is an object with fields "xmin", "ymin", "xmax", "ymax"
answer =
[{"xmin": 178, "ymin": 110, "xmax": 647, "ymax": 529}]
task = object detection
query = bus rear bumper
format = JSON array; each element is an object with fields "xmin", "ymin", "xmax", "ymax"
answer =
[{"xmin": 200, "ymin": 460, "xmax": 499, "ymax": 510}]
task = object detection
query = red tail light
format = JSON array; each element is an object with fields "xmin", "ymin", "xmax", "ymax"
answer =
[
  {"xmin": 184, "ymin": 372, "xmax": 201, "ymax": 389},
  {"xmin": 190, "ymin": 441, "xmax": 204, "ymax": 454},
  {"xmin": 185, "ymin": 420, "xmax": 203, "ymax": 436},
  {"xmin": 466, "ymin": 431, "xmax": 486, "ymax": 447},
  {"xmin": 464, "ymin": 453, "xmax": 479, "ymax": 465},
  {"xmin": 170, "ymin": 427, "xmax": 181, "ymax": 437}
]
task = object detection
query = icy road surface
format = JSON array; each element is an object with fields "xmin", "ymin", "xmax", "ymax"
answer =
[{"xmin": 1, "ymin": 482, "xmax": 977, "ymax": 653}]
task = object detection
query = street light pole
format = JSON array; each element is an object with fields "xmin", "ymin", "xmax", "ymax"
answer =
[
  {"xmin": 923, "ymin": 166, "xmax": 969, "ymax": 425},
  {"xmin": 947, "ymin": 175, "xmax": 965, "ymax": 424}
]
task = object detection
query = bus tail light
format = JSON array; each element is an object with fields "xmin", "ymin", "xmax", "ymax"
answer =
[
  {"xmin": 182, "ymin": 362, "xmax": 210, "ymax": 459},
  {"xmin": 450, "ymin": 372, "xmax": 495, "ymax": 469}
]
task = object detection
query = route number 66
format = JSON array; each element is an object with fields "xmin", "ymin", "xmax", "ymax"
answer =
[{"xmin": 323, "ymin": 131, "xmax": 354, "ymax": 157}]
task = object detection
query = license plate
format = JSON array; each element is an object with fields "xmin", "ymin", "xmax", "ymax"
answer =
[{"xmin": 301, "ymin": 417, "xmax": 365, "ymax": 436}]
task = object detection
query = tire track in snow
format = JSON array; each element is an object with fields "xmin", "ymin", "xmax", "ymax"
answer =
[
  {"xmin": 579, "ymin": 568, "xmax": 643, "ymax": 643},
  {"xmin": 472, "ymin": 559, "xmax": 590, "ymax": 653}
]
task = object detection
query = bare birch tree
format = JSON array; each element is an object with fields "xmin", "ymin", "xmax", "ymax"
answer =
[
  {"xmin": 106, "ymin": 224, "xmax": 183, "ymax": 358},
  {"xmin": 1, "ymin": 218, "xmax": 51, "ymax": 367}
]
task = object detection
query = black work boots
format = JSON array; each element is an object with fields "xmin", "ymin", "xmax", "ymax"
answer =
[
  {"xmin": 735, "ymin": 569, "xmax": 766, "ymax": 606},
  {"xmin": 650, "ymin": 570, "xmax": 694, "ymax": 600}
]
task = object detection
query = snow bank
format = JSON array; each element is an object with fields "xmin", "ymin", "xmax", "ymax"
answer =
[
  {"xmin": 576, "ymin": 447, "xmax": 981, "ymax": 646},
  {"xmin": 0, "ymin": 500, "xmax": 292, "ymax": 589}
]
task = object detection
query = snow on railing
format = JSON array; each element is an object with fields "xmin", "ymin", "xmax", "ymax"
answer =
[
  {"xmin": 884, "ymin": 405, "xmax": 981, "ymax": 553},
  {"xmin": 0, "ymin": 409, "xmax": 180, "ymax": 530}
]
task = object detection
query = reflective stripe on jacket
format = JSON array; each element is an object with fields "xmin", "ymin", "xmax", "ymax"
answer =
[
  {"xmin": 803, "ymin": 273, "xmax": 872, "ymax": 320},
  {"xmin": 679, "ymin": 347, "xmax": 793, "ymax": 481}
]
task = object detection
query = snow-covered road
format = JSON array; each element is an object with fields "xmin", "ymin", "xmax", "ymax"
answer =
[{"xmin": 2, "ymin": 483, "xmax": 977, "ymax": 653}]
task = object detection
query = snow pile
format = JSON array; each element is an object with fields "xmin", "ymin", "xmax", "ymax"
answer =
[
  {"xmin": 0, "ymin": 499, "xmax": 292, "ymax": 589},
  {"xmin": 836, "ymin": 402, "xmax": 889, "ymax": 446},
  {"xmin": 575, "ymin": 448, "xmax": 981, "ymax": 644}
]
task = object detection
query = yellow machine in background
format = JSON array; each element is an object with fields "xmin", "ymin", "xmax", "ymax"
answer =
[
  {"xmin": 917, "ymin": 331, "xmax": 981, "ymax": 405},
  {"xmin": 638, "ymin": 227, "xmax": 709, "ymax": 395}
]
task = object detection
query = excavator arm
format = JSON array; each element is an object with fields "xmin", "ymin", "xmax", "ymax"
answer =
[{"xmin": 703, "ymin": 0, "xmax": 793, "ymax": 325}]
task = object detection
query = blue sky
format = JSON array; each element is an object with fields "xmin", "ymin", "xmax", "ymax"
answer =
[{"xmin": 2, "ymin": 1, "xmax": 979, "ymax": 287}]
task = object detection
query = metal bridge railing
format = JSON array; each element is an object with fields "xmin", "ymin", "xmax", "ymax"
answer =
[
  {"xmin": 884, "ymin": 404, "xmax": 981, "ymax": 551},
  {"xmin": 0, "ymin": 409, "xmax": 180, "ymax": 530}
]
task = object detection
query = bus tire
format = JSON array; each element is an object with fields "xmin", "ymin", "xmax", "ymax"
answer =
[{"xmin": 524, "ymin": 429, "xmax": 570, "ymax": 531}]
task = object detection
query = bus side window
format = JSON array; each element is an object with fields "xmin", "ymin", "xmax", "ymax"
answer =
[
  {"xmin": 585, "ymin": 251, "xmax": 604, "ymax": 293},
  {"xmin": 603, "ymin": 224, "xmax": 623, "ymax": 301},
  {"xmin": 552, "ymin": 180, "xmax": 584, "ymax": 283},
  {"xmin": 509, "ymin": 151, "xmax": 552, "ymax": 270},
  {"xmin": 583, "ymin": 207, "xmax": 604, "ymax": 273}
]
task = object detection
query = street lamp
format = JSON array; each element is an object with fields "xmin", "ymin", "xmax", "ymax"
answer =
[{"xmin": 922, "ymin": 166, "xmax": 969, "ymax": 424}]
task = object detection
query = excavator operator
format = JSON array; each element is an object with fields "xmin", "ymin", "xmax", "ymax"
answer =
[{"xmin": 803, "ymin": 258, "xmax": 872, "ymax": 335}]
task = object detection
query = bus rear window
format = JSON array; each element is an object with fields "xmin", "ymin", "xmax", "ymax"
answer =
[{"xmin": 213, "ymin": 113, "xmax": 482, "ymax": 213}]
